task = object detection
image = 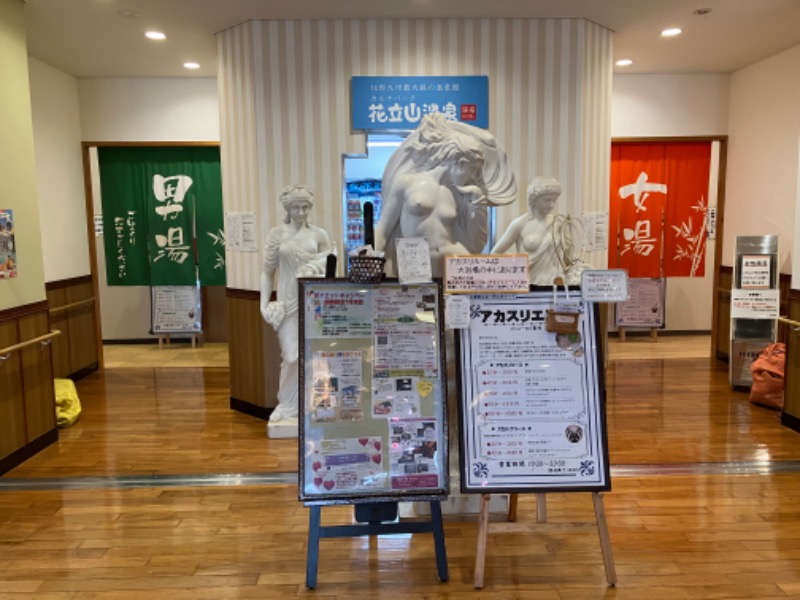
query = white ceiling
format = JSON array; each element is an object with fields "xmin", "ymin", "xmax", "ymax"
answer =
[{"xmin": 23, "ymin": 0, "xmax": 800, "ymax": 78}]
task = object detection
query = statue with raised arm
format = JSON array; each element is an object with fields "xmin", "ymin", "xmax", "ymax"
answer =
[
  {"xmin": 492, "ymin": 176, "xmax": 591, "ymax": 286},
  {"xmin": 375, "ymin": 112, "xmax": 517, "ymax": 277},
  {"xmin": 260, "ymin": 185, "xmax": 331, "ymax": 436}
]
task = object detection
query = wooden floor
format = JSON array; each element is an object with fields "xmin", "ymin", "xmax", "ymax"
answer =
[{"xmin": 3, "ymin": 335, "xmax": 800, "ymax": 598}]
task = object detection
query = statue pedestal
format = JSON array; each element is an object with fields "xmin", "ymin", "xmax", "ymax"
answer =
[{"xmin": 267, "ymin": 417, "xmax": 298, "ymax": 439}]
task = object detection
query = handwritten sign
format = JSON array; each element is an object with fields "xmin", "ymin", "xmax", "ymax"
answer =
[
  {"xmin": 581, "ymin": 269, "xmax": 628, "ymax": 302},
  {"xmin": 444, "ymin": 254, "xmax": 529, "ymax": 294}
]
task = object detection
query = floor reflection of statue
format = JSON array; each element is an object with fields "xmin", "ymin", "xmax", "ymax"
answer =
[
  {"xmin": 260, "ymin": 185, "xmax": 331, "ymax": 431},
  {"xmin": 376, "ymin": 113, "xmax": 516, "ymax": 277},
  {"xmin": 492, "ymin": 176, "xmax": 590, "ymax": 286}
]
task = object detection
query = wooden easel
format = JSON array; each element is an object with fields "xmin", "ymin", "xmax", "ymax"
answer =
[
  {"xmin": 474, "ymin": 492, "xmax": 617, "ymax": 589},
  {"xmin": 618, "ymin": 326, "xmax": 658, "ymax": 342}
]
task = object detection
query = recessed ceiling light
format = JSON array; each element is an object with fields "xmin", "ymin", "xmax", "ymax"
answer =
[
  {"xmin": 661, "ymin": 28, "xmax": 683, "ymax": 37},
  {"xmin": 616, "ymin": 59, "xmax": 633, "ymax": 67},
  {"xmin": 183, "ymin": 62, "xmax": 201, "ymax": 70},
  {"xmin": 145, "ymin": 31, "xmax": 166, "ymax": 41}
]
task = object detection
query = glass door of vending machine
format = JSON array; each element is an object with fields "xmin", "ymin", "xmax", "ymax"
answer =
[{"xmin": 342, "ymin": 134, "xmax": 406, "ymax": 265}]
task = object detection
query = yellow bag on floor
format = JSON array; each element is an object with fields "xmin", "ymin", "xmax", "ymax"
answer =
[{"xmin": 54, "ymin": 378, "xmax": 82, "ymax": 428}]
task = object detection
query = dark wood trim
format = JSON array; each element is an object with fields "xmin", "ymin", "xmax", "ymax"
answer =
[
  {"xmin": 83, "ymin": 141, "xmax": 219, "ymax": 148},
  {"xmin": 0, "ymin": 301, "xmax": 49, "ymax": 323},
  {"xmin": 719, "ymin": 265, "xmax": 792, "ymax": 282},
  {"xmin": 45, "ymin": 275, "xmax": 93, "ymax": 291},
  {"xmin": 781, "ymin": 411, "xmax": 800, "ymax": 435},
  {"xmin": 226, "ymin": 288, "xmax": 260, "ymax": 301},
  {"xmin": 70, "ymin": 362, "xmax": 100, "ymax": 381},
  {"xmin": 0, "ymin": 428, "xmax": 58, "ymax": 476},
  {"xmin": 81, "ymin": 144, "xmax": 105, "ymax": 370},
  {"xmin": 230, "ymin": 397, "xmax": 273, "ymax": 421},
  {"xmin": 612, "ymin": 136, "xmax": 729, "ymax": 144},
  {"xmin": 791, "ymin": 289, "xmax": 800, "ymax": 301}
]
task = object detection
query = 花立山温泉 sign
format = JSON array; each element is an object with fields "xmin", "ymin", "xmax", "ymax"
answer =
[{"xmin": 351, "ymin": 76, "xmax": 489, "ymax": 130}]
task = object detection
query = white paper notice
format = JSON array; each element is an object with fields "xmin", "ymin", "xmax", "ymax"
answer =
[
  {"xmin": 582, "ymin": 211, "xmax": 609, "ymax": 252},
  {"xmin": 445, "ymin": 295, "xmax": 471, "ymax": 329},
  {"xmin": 740, "ymin": 255, "xmax": 771, "ymax": 289},
  {"xmin": 581, "ymin": 269, "xmax": 628, "ymax": 303},
  {"xmin": 731, "ymin": 289, "xmax": 780, "ymax": 319},
  {"xmin": 225, "ymin": 211, "xmax": 258, "ymax": 252},
  {"xmin": 396, "ymin": 237, "xmax": 433, "ymax": 284}
]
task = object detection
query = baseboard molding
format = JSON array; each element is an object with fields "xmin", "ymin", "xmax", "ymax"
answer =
[
  {"xmin": 0, "ymin": 428, "xmax": 59, "ymax": 476},
  {"xmin": 230, "ymin": 397, "xmax": 273, "ymax": 421},
  {"xmin": 781, "ymin": 411, "xmax": 800, "ymax": 434},
  {"xmin": 70, "ymin": 362, "xmax": 99, "ymax": 381},
  {"xmin": 103, "ymin": 338, "xmax": 200, "ymax": 345}
]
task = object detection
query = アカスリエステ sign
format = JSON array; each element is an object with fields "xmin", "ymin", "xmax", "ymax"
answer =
[{"xmin": 351, "ymin": 76, "xmax": 489, "ymax": 130}]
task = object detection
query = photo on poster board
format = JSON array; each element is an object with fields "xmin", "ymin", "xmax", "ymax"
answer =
[
  {"xmin": 456, "ymin": 289, "xmax": 610, "ymax": 493},
  {"xmin": 614, "ymin": 277, "xmax": 665, "ymax": 329},
  {"xmin": 298, "ymin": 279, "xmax": 449, "ymax": 503}
]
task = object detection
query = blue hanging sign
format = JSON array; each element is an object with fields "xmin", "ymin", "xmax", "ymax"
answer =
[{"xmin": 351, "ymin": 75, "xmax": 489, "ymax": 130}]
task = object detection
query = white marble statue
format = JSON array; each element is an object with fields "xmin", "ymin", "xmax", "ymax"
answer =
[
  {"xmin": 260, "ymin": 185, "xmax": 331, "ymax": 436},
  {"xmin": 375, "ymin": 112, "xmax": 517, "ymax": 277},
  {"xmin": 492, "ymin": 176, "xmax": 591, "ymax": 286}
]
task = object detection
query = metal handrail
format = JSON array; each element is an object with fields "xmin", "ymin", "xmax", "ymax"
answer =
[
  {"xmin": 0, "ymin": 330, "xmax": 61, "ymax": 365},
  {"xmin": 778, "ymin": 316, "xmax": 800, "ymax": 331},
  {"xmin": 49, "ymin": 297, "xmax": 95, "ymax": 316}
]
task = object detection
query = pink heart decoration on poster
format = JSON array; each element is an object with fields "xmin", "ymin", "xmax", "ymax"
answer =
[
  {"xmin": 323, "ymin": 480, "xmax": 335, "ymax": 491},
  {"xmin": 358, "ymin": 438, "xmax": 369, "ymax": 446},
  {"xmin": 371, "ymin": 454, "xmax": 382, "ymax": 464},
  {"xmin": 312, "ymin": 461, "xmax": 322, "ymax": 472},
  {"xmin": 314, "ymin": 477, "xmax": 323, "ymax": 487},
  {"xmin": 374, "ymin": 441, "xmax": 381, "ymax": 451}
]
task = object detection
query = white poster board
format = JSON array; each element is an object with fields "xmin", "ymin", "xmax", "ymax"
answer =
[
  {"xmin": 298, "ymin": 280, "xmax": 448, "ymax": 503},
  {"xmin": 151, "ymin": 285, "xmax": 202, "ymax": 334},
  {"xmin": 456, "ymin": 290, "xmax": 609, "ymax": 493}
]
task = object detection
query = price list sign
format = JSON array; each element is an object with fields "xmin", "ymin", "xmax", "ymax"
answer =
[{"xmin": 456, "ymin": 290, "xmax": 609, "ymax": 493}]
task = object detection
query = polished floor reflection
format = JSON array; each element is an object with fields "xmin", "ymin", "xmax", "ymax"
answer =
[{"xmin": 3, "ymin": 335, "xmax": 800, "ymax": 598}]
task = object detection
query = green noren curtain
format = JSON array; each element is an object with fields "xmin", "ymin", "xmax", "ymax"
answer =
[{"xmin": 98, "ymin": 146, "xmax": 226, "ymax": 286}]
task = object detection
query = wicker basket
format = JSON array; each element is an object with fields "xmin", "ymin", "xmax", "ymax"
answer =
[{"xmin": 349, "ymin": 255, "xmax": 386, "ymax": 283}]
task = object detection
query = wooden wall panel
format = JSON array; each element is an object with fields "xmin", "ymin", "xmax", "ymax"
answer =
[
  {"xmin": 18, "ymin": 312, "xmax": 56, "ymax": 440},
  {"xmin": 227, "ymin": 292, "xmax": 266, "ymax": 410},
  {"xmin": 46, "ymin": 276, "xmax": 98, "ymax": 378},
  {"xmin": 782, "ymin": 290, "xmax": 800, "ymax": 428},
  {"xmin": 47, "ymin": 287, "xmax": 71, "ymax": 377},
  {"xmin": 203, "ymin": 286, "xmax": 229, "ymax": 343},
  {"xmin": 714, "ymin": 267, "xmax": 733, "ymax": 361},
  {"xmin": 0, "ymin": 321, "xmax": 25, "ymax": 457},
  {"xmin": 64, "ymin": 281, "xmax": 97, "ymax": 373}
]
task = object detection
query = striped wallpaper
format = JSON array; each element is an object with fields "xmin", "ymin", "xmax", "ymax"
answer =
[{"xmin": 218, "ymin": 18, "xmax": 612, "ymax": 291}]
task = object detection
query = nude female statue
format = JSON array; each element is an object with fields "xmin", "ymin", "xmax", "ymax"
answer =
[
  {"xmin": 375, "ymin": 113, "xmax": 516, "ymax": 277},
  {"xmin": 260, "ymin": 185, "xmax": 331, "ymax": 430}
]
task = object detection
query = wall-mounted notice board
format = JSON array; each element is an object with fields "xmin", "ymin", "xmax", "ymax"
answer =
[
  {"xmin": 614, "ymin": 277, "xmax": 665, "ymax": 329},
  {"xmin": 456, "ymin": 289, "xmax": 609, "ymax": 493},
  {"xmin": 298, "ymin": 279, "xmax": 449, "ymax": 504}
]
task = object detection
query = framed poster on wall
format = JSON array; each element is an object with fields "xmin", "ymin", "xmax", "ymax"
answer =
[
  {"xmin": 298, "ymin": 279, "xmax": 449, "ymax": 504},
  {"xmin": 456, "ymin": 289, "xmax": 609, "ymax": 493}
]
